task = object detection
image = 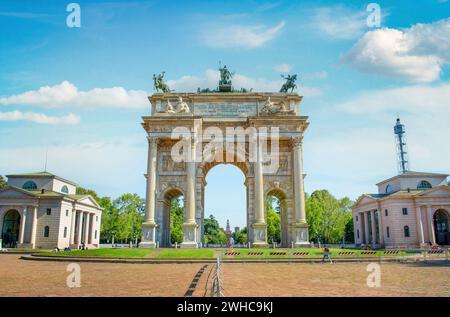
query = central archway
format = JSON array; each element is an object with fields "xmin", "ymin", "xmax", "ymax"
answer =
[
  {"xmin": 203, "ymin": 164, "xmax": 247, "ymax": 246},
  {"xmin": 2, "ymin": 209, "xmax": 20, "ymax": 248}
]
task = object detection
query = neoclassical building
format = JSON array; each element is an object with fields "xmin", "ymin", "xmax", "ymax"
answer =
[
  {"xmin": 353, "ymin": 171, "xmax": 450, "ymax": 247},
  {"xmin": 140, "ymin": 91, "xmax": 310, "ymax": 248},
  {"xmin": 0, "ymin": 172, "xmax": 102, "ymax": 249}
]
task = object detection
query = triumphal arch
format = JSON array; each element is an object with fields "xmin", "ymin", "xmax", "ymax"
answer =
[{"xmin": 140, "ymin": 69, "xmax": 309, "ymax": 248}]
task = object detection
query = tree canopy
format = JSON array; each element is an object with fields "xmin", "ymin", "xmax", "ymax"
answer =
[
  {"xmin": 0, "ymin": 175, "xmax": 6, "ymax": 189},
  {"xmin": 203, "ymin": 215, "xmax": 227, "ymax": 245},
  {"xmin": 170, "ymin": 197, "xmax": 183, "ymax": 244},
  {"xmin": 306, "ymin": 190, "xmax": 354, "ymax": 244}
]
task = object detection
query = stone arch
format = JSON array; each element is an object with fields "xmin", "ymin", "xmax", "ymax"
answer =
[
  {"xmin": 434, "ymin": 209, "xmax": 449, "ymax": 245},
  {"xmin": 2, "ymin": 209, "xmax": 20, "ymax": 248},
  {"xmin": 266, "ymin": 188, "xmax": 289, "ymax": 247}
]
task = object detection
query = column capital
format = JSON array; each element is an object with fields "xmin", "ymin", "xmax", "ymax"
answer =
[
  {"xmin": 147, "ymin": 136, "xmax": 160, "ymax": 145},
  {"xmin": 290, "ymin": 136, "xmax": 303, "ymax": 148}
]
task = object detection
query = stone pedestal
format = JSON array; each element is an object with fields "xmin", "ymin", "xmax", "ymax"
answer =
[
  {"xmin": 181, "ymin": 222, "xmax": 198, "ymax": 248},
  {"xmin": 294, "ymin": 223, "xmax": 310, "ymax": 247},
  {"xmin": 252, "ymin": 222, "xmax": 268, "ymax": 247},
  {"xmin": 140, "ymin": 222, "xmax": 157, "ymax": 248}
]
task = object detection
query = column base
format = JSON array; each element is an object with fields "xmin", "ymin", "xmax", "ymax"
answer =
[
  {"xmin": 140, "ymin": 222, "xmax": 158, "ymax": 248},
  {"xmin": 293, "ymin": 222, "xmax": 309, "ymax": 247},
  {"xmin": 181, "ymin": 222, "xmax": 198, "ymax": 248},
  {"xmin": 252, "ymin": 222, "xmax": 268, "ymax": 247}
]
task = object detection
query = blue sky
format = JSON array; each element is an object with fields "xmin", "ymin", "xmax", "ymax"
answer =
[{"xmin": 1, "ymin": 0, "xmax": 449, "ymax": 228}]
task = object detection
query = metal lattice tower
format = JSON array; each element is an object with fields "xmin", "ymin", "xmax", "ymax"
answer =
[{"xmin": 394, "ymin": 118, "xmax": 409, "ymax": 174}]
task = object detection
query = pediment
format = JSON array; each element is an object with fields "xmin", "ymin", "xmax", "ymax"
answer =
[
  {"xmin": 74, "ymin": 196, "xmax": 101, "ymax": 209},
  {"xmin": 355, "ymin": 195, "xmax": 376, "ymax": 207}
]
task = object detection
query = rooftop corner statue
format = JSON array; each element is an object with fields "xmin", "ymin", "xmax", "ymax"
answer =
[
  {"xmin": 218, "ymin": 64, "xmax": 235, "ymax": 92},
  {"xmin": 153, "ymin": 71, "xmax": 171, "ymax": 93},
  {"xmin": 279, "ymin": 74, "xmax": 298, "ymax": 93}
]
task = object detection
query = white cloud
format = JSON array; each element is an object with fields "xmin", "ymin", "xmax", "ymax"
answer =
[
  {"xmin": 303, "ymin": 71, "xmax": 328, "ymax": 80},
  {"xmin": 0, "ymin": 110, "xmax": 80, "ymax": 125},
  {"xmin": 336, "ymin": 83, "xmax": 450, "ymax": 116},
  {"xmin": 0, "ymin": 81, "xmax": 149, "ymax": 109},
  {"xmin": 167, "ymin": 69, "xmax": 322, "ymax": 97},
  {"xmin": 201, "ymin": 21, "xmax": 285, "ymax": 49},
  {"xmin": 342, "ymin": 18, "xmax": 450, "ymax": 82},
  {"xmin": 274, "ymin": 63, "xmax": 292, "ymax": 73},
  {"xmin": 310, "ymin": 6, "xmax": 368, "ymax": 40}
]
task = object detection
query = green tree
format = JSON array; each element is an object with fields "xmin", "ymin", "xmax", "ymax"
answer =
[
  {"xmin": 266, "ymin": 197, "xmax": 281, "ymax": 243},
  {"xmin": 203, "ymin": 215, "xmax": 227, "ymax": 244},
  {"xmin": 113, "ymin": 193, "xmax": 145, "ymax": 242},
  {"xmin": 170, "ymin": 197, "xmax": 183, "ymax": 244},
  {"xmin": 306, "ymin": 190, "xmax": 354, "ymax": 244},
  {"xmin": 232, "ymin": 227, "xmax": 248, "ymax": 244},
  {"xmin": 0, "ymin": 175, "xmax": 7, "ymax": 189}
]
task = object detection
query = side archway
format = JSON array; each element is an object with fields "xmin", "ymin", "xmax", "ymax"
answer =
[
  {"xmin": 266, "ymin": 188, "xmax": 288, "ymax": 247},
  {"xmin": 159, "ymin": 187, "xmax": 185, "ymax": 247},
  {"xmin": 2, "ymin": 209, "xmax": 21, "ymax": 248},
  {"xmin": 434, "ymin": 209, "xmax": 449, "ymax": 245}
]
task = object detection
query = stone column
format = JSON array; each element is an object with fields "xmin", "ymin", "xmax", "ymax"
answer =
[
  {"xmin": 90, "ymin": 214, "xmax": 96, "ymax": 244},
  {"xmin": 292, "ymin": 137, "xmax": 309, "ymax": 246},
  {"xmin": 376, "ymin": 205, "xmax": 384, "ymax": 245},
  {"xmin": 83, "ymin": 212, "xmax": 90, "ymax": 245},
  {"xmin": 357, "ymin": 212, "xmax": 364, "ymax": 244},
  {"xmin": 427, "ymin": 205, "xmax": 436, "ymax": 244},
  {"xmin": 30, "ymin": 206, "xmax": 38, "ymax": 248},
  {"xmin": 364, "ymin": 211, "xmax": 370, "ymax": 244},
  {"xmin": 19, "ymin": 207, "xmax": 27, "ymax": 245},
  {"xmin": 76, "ymin": 211, "xmax": 83, "ymax": 246},
  {"xmin": 370, "ymin": 209, "xmax": 377, "ymax": 244},
  {"xmin": 181, "ymin": 136, "xmax": 198, "ymax": 248},
  {"xmin": 251, "ymin": 135, "xmax": 268, "ymax": 247},
  {"xmin": 141, "ymin": 136, "xmax": 159, "ymax": 248},
  {"xmin": 70, "ymin": 209, "xmax": 76, "ymax": 245},
  {"xmin": 415, "ymin": 205, "xmax": 425, "ymax": 246}
]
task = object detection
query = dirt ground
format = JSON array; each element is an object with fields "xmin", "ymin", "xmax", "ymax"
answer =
[{"xmin": 0, "ymin": 254, "xmax": 448, "ymax": 297}]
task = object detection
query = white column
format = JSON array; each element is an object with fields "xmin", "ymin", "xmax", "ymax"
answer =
[
  {"xmin": 83, "ymin": 212, "xmax": 90, "ymax": 244},
  {"xmin": 358, "ymin": 212, "xmax": 364, "ymax": 243},
  {"xmin": 291, "ymin": 136, "xmax": 309, "ymax": 246},
  {"xmin": 19, "ymin": 207, "xmax": 27, "ymax": 244},
  {"xmin": 364, "ymin": 211, "xmax": 370, "ymax": 244},
  {"xmin": 141, "ymin": 137, "xmax": 159, "ymax": 248},
  {"xmin": 251, "ymin": 135, "xmax": 268, "ymax": 247},
  {"xmin": 30, "ymin": 207, "xmax": 38, "ymax": 247},
  {"xmin": 144, "ymin": 137, "xmax": 158, "ymax": 223},
  {"xmin": 377, "ymin": 206, "xmax": 384, "ymax": 245},
  {"xmin": 415, "ymin": 205, "xmax": 425, "ymax": 245},
  {"xmin": 76, "ymin": 211, "xmax": 83, "ymax": 245},
  {"xmin": 427, "ymin": 205, "xmax": 436, "ymax": 244},
  {"xmin": 370, "ymin": 209, "xmax": 377, "ymax": 244},
  {"xmin": 181, "ymin": 135, "xmax": 198, "ymax": 248},
  {"xmin": 90, "ymin": 214, "xmax": 96, "ymax": 244},
  {"xmin": 70, "ymin": 209, "xmax": 76, "ymax": 245},
  {"xmin": 292, "ymin": 137, "xmax": 306, "ymax": 224}
]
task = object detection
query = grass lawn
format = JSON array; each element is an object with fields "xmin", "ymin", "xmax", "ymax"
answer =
[
  {"xmin": 39, "ymin": 248, "xmax": 155, "ymax": 258},
  {"xmin": 156, "ymin": 249, "xmax": 215, "ymax": 259},
  {"xmin": 35, "ymin": 247, "xmax": 419, "ymax": 259}
]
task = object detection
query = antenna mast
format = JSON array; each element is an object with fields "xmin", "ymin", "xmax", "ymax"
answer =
[{"xmin": 394, "ymin": 118, "xmax": 409, "ymax": 174}]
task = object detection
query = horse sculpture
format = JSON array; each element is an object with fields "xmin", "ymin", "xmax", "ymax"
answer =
[
  {"xmin": 153, "ymin": 72, "xmax": 171, "ymax": 93},
  {"xmin": 279, "ymin": 74, "xmax": 297, "ymax": 93}
]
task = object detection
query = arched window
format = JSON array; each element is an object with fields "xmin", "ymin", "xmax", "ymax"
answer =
[
  {"xmin": 385, "ymin": 184, "xmax": 393, "ymax": 194},
  {"xmin": 417, "ymin": 180, "xmax": 432, "ymax": 190},
  {"xmin": 22, "ymin": 181, "xmax": 37, "ymax": 190},
  {"xmin": 44, "ymin": 226, "xmax": 50, "ymax": 237},
  {"xmin": 404, "ymin": 225, "xmax": 410, "ymax": 237},
  {"xmin": 61, "ymin": 185, "xmax": 69, "ymax": 194}
]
